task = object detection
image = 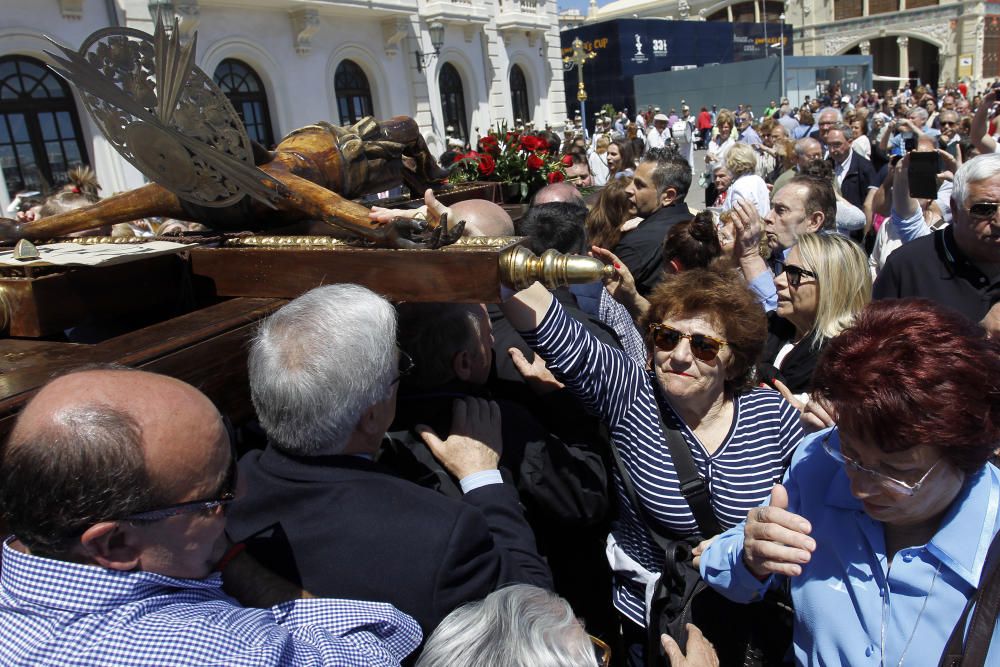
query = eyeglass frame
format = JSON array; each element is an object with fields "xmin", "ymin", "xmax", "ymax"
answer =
[
  {"xmin": 780, "ymin": 263, "xmax": 818, "ymax": 288},
  {"xmin": 589, "ymin": 634, "xmax": 611, "ymax": 667},
  {"xmin": 648, "ymin": 322, "xmax": 729, "ymax": 362},
  {"xmin": 967, "ymin": 202, "xmax": 1000, "ymax": 221},
  {"xmin": 391, "ymin": 348, "xmax": 416, "ymax": 385},
  {"xmin": 821, "ymin": 427, "xmax": 942, "ymax": 496},
  {"xmin": 121, "ymin": 443, "xmax": 239, "ymax": 523}
]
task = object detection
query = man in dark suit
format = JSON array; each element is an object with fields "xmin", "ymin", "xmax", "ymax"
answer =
[
  {"xmin": 827, "ymin": 125, "xmax": 878, "ymax": 211},
  {"xmin": 612, "ymin": 147, "xmax": 693, "ymax": 296},
  {"xmin": 226, "ymin": 284, "xmax": 552, "ymax": 644}
]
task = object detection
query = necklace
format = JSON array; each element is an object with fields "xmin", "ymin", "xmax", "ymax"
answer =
[{"xmin": 880, "ymin": 559, "xmax": 943, "ymax": 667}]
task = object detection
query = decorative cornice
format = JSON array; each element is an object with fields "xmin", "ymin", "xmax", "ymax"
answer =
[{"xmin": 58, "ymin": 0, "xmax": 84, "ymax": 20}]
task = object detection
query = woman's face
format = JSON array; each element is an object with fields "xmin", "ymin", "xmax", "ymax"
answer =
[
  {"xmin": 651, "ymin": 312, "xmax": 732, "ymax": 405},
  {"xmin": 719, "ymin": 121, "xmax": 732, "ymax": 137},
  {"xmin": 774, "ymin": 246, "xmax": 819, "ymax": 334},
  {"xmin": 607, "ymin": 144, "xmax": 621, "ymax": 171},
  {"xmin": 851, "ymin": 119, "xmax": 864, "ymax": 137},
  {"xmin": 836, "ymin": 430, "xmax": 966, "ymax": 527}
]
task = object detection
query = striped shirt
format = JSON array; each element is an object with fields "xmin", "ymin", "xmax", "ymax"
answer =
[
  {"xmin": 522, "ymin": 299, "xmax": 802, "ymax": 625},
  {"xmin": 0, "ymin": 538, "xmax": 421, "ymax": 666}
]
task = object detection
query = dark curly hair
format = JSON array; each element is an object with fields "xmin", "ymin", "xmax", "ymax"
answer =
[
  {"xmin": 640, "ymin": 268, "xmax": 767, "ymax": 394},
  {"xmin": 813, "ymin": 299, "xmax": 1000, "ymax": 473}
]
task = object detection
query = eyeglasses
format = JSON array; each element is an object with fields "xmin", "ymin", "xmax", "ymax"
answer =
[
  {"xmin": 648, "ymin": 323, "xmax": 728, "ymax": 362},
  {"xmin": 589, "ymin": 635, "xmax": 611, "ymax": 667},
  {"xmin": 780, "ymin": 263, "xmax": 817, "ymax": 288},
  {"xmin": 391, "ymin": 348, "xmax": 416, "ymax": 385},
  {"xmin": 939, "ymin": 120, "xmax": 957, "ymax": 127},
  {"xmin": 122, "ymin": 445, "xmax": 238, "ymax": 523},
  {"xmin": 968, "ymin": 202, "xmax": 1000, "ymax": 220},
  {"xmin": 821, "ymin": 428, "xmax": 941, "ymax": 496}
]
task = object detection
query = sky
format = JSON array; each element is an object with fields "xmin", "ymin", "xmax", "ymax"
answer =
[{"xmin": 558, "ymin": 0, "xmax": 607, "ymax": 14}]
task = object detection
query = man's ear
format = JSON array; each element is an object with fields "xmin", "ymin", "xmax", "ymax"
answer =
[
  {"xmin": 660, "ymin": 186, "xmax": 678, "ymax": 208},
  {"xmin": 453, "ymin": 349, "xmax": 474, "ymax": 382},
  {"xmin": 78, "ymin": 521, "xmax": 142, "ymax": 571},
  {"xmin": 807, "ymin": 210, "xmax": 826, "ymax": 233}
]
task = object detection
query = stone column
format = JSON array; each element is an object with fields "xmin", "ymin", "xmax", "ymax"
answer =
[
  {"xmin": 897, "ymin": 35, "xmax": 909, "ymax": 82},
  {"xmin": 859, "ymin": 39, "xmax": 870, "ymax": 55}
]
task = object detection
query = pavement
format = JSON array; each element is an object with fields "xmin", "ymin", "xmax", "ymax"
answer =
[{"xmin": 685, "ymin": 147, "xmax": 709, "ymax": 209}]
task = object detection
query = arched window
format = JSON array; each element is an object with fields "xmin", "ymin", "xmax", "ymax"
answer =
[
  {"xmin": 438, "ymin": 63, "xmax": 468, "ymax": 141},
  {"xmin": 334, "ymin": 60, "xmax": 373, "ymax": 126},
  {"xmin": 0, "ymin": 55, "xmax": 90, "ymax": 196},
  {"xmin": 213, "ymin": 59, "xmax": 275, "ymax": 147},
  {"xmin": 510, "ymin": 65, "xmax": 530, "ymax": 125}
]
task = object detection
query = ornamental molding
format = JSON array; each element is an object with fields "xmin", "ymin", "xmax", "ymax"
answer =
[
  {"xmin": 381, "ymin": 17, "xmax": 408, "ymax": 58},
  {"xmin": 289, "ymin": 8, "xmax": 320, "ymax": 56},
  {"xmin": 58, "ymin": 0, "xmax": 84, "ymax": 20}
]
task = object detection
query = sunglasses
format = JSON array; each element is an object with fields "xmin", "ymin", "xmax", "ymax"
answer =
[
  {"xmin": 780, "ymin": 263, "xmax": 817, "ymax": 288},
  {"xmin": 939, "ymin": 120, "xmax": 957, "ymax": 127},
  {"xmin": 122, "ymin": 444, "xmax": 238, "ymax": 523},
  {"xmin": 968, "ymin": 202, "xmax": 1000, "ymax": 220},
  {"xmin": 649, "ymin": 323, "xmax": 728, "ymax": 362},
  {"xmin": 589, "ymin": 634, "xmax": 611, "ymax": 667},
  {"xmin": 391, "ymin": 348, "xmax": 416, "ymax": 386}
]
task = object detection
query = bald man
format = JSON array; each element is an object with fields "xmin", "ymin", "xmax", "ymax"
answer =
[
  {"xmin": 369, "ymin": 189, "xmax": 513, "ymax": 237},
  {"xmin": 532, "ymin": 182, "xmax": 586, "ymax": 206},
  {"xmin": 0, "ymin": 368, "xmax": 420, "ymax": 666}
]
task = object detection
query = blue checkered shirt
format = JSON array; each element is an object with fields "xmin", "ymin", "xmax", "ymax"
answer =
[{"xmin": 0, "ymin": 538, "xmax": 421, "ymax": 666}]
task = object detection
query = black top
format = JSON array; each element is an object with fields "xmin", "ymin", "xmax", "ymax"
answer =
[
  {"xmin": 757, "ymin": 314, "xmax": 824, "ymax": 395},
  {"xmin": 612, "ymin": 201, "xmax": 693, "ymax": 296},
  {"xmin": 873, "ymin": 226, "xmax": 1000, "ymax": 322}
]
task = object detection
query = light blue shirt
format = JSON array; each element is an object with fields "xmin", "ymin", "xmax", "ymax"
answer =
[{"xmin": 701, "ymin": 428, "xmax": 1000, "ymax": 666}]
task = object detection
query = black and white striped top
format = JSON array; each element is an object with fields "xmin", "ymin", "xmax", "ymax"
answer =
[{"xmin": 522, "ymin": 299, "xmax": 803, "ymax": 626}]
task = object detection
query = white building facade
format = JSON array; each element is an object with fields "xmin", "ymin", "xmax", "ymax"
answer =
[{"xmin": 0, "ymin": 0, "xmax": 565, "ymax": 206}]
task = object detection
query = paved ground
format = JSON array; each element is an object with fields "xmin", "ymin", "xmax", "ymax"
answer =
[{"xmin": 685, "ymin": 147, "xmax": 709, "ymax": 209}]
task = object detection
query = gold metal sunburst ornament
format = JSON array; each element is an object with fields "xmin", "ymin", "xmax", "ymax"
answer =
[{"xmin": 44, "ymin": 19, "xmax": 284, "ymax": 209}]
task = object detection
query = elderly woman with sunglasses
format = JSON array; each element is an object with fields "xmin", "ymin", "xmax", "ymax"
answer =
[
  {"xmin": 700, "ymin": 299, "xmax": 1000, "ymax": 666},
  {"xmin": 502, "ymin": 268, "xmax": 802, "ymax": 662}
]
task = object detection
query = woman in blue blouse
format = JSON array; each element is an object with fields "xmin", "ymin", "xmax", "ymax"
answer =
[
  {"xmin": 701, "ymin": 299, "xmax": 1000, "ymax": 665},
  {"xmin": 503, "ymin": 268, "xmax": 802, "ymax": 662}
]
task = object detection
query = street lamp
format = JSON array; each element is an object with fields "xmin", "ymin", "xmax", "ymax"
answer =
[
  {"xmin": 779, "ymin": 13, "xmax": 786, "ymax": 100},
  {"xmin": 563, "ymin": 37, "xmax": 597, "ymax": 141},
  {"xmin": 415, "ymin": 22, "xmax": 446, "ymax": 73}
]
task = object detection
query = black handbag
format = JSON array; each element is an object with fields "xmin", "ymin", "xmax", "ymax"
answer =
[
  {"xmin": 938, "ymin": 527, "xmax": 1000, "ymax": 666},
  {"xmin": 610, "ymin": 404, "xmax": 792, "ymax": 667}
]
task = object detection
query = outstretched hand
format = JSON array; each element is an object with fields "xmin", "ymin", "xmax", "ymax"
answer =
[
  {"xmin": 369, "ymin": 188, "xmax": 451, "ymax": 226},
  {"xmin": 417, "ymin": 397, "xmax": 502, "ymax": 480},
  {"xmin": 590, "ymin": 245, "xmax": 639, "ymax": 306},
  {"xmin": 508, "ymin": 347, "xmax": 564, "ymax": 395},
  {"xmin": 742, "ymin": 484, "xmax": 815, "ymax": 579},
  {"xmin": 661, "ymin": 625, "xmax": 719, "ymax": 667},
  {"xmin": 772, "ymin": 379, "xmax": 836, "ymax": 434}
]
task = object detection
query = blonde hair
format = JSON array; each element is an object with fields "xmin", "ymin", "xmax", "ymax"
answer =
[
  {"xmin": 725, "ymin": 143, "xmax": 757, "ymax": 178},
  {"xmin": 796, "ymin": 232, "xmax": 872, "ymax": 348}
]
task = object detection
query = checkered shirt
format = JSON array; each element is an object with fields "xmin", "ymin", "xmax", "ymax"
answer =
[{"xmin": 0, "ymin": 537, "xmax": 421, "ymax": 666}]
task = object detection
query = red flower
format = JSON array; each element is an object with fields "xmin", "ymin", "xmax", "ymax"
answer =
[
  {"xmin": 520, "ymin": 135, "xmax": 545, "ymax": 152},
  {"xmin": 477, "ymin": 154, "xmax": 496, "ymax": 177},
  {"xmin": 527, "ymin": 154, "xmax": 544, "ymax": 170},
  {"xmin": 561, "ymin": 154, "xmax": 574, "ymax": 167},
  {"xmin": 548, "ymin": 171, "xmax": 565, "ymax": 184},
  {"xmin": 479, "ymin": 135, "xmax": 500, "ymax": 155}
]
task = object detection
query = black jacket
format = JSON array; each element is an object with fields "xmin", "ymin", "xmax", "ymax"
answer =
[
  {"xmin": 226, "ymin": 447, "xmax": 552, "ymax": 639},
  {"xmin": 612, "ymin": 201, "xmax": 693, "ymax": 296},
  {"xmin": 757, "ymin": 315, "xmax": 824, "ymax": 395},
  {"xmin": 830, "ymin": 153, "xmax": 878, "ymax": 210}
]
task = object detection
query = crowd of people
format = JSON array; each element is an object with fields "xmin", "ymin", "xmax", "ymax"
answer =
[{"xmin": 2, "ymin": 78, "xmax": 1000, "ymax": 667}]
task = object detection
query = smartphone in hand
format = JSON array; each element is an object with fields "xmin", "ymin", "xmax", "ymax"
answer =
[{"xmin": 908, "ymin": 152, "xmax": 939, "ymax": 199}]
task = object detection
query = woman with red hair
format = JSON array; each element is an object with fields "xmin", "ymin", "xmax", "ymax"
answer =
[{"xmin": 700, "ymin": 298, "xmax": 1000, "ymax": 665}]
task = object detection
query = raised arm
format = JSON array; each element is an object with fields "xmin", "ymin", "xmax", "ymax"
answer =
[{"xmin": 972, "ymin": 90, "xmax": 999, "ymax": 155}]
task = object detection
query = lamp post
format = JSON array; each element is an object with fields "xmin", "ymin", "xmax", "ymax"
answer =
[
  {"xmin": 563, "ymin": 37, "xmax": 596, "ymax": 141},
  {"xmin": 779, "ymin": 13, "xmax": 786, "ymax": 100},
  {"xmin": 415, "ymin": 22, "xmax": 446, "ymax": 73}
]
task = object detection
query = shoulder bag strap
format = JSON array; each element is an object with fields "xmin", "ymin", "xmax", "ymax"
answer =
[
  {"xmin": 609, "ymin": 438, "xmax": 675, "ymax": 554},
  {"xmin": 939, "ymin": 527, "xmax": 1000, "ymax": 666}
]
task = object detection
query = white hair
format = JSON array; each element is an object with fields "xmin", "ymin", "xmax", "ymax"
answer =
[
  {"xmin": 818, "ymin": 107, "xmax": 842, "ymax": 122},
  {"xmin": 248, "ymin": 284, "xmax": 396, "ymax": 455},
  {"xmin": 416, "ymin": 585, "xmax": 595, "ymax": 667},
  {"xmin": 953, "ymin": 153, "xmax": 1000, "ymax": 210}
]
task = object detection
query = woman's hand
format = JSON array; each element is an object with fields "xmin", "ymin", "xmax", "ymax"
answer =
[
  {"xmin": 691, "ymin": 536, "xmax": 718, "ymax": 569},
  {"xmin": 508, "ymin": 347, "xmax": 565, "ymax": 395},
  {"xmin": 743, "ymin": 485, "xmax": 815, "ymax": 579},
  {"xmin": 591, "ymin": 245, "xmax": 638, "ymax": 303},
  {"xmin": 772, "ymin": 379, "xmax": 836, "ymax": 433}
]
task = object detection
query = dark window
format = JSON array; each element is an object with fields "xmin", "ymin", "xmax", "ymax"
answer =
[
  {"xmin": 510, "ymin": 65, "xmax": 530, "ymax": 125},
  {"xmin": 869, "ymin": 0, "xmax": 897, "ymax": 15},
  {"xmin": 906, "ymin": 0, "xmax": 937, "ymax": 8},
  {"xmin": 835, "ymin": 0, "xmax": 863, "ymax": 19},
  {"xmin": 334, "ymin": 60, "xmax": 374, "ymax": 126},
  {"xmin": 0, "ymin": 55, "xmax": 90, "ymax": 196},
  {"xmin": 213, "ymin": 59, "xmax": 275, "ymax": 147},
  {"xmin": 439, "ymin": 63, "xmax": 468, "ymax": 141}
]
